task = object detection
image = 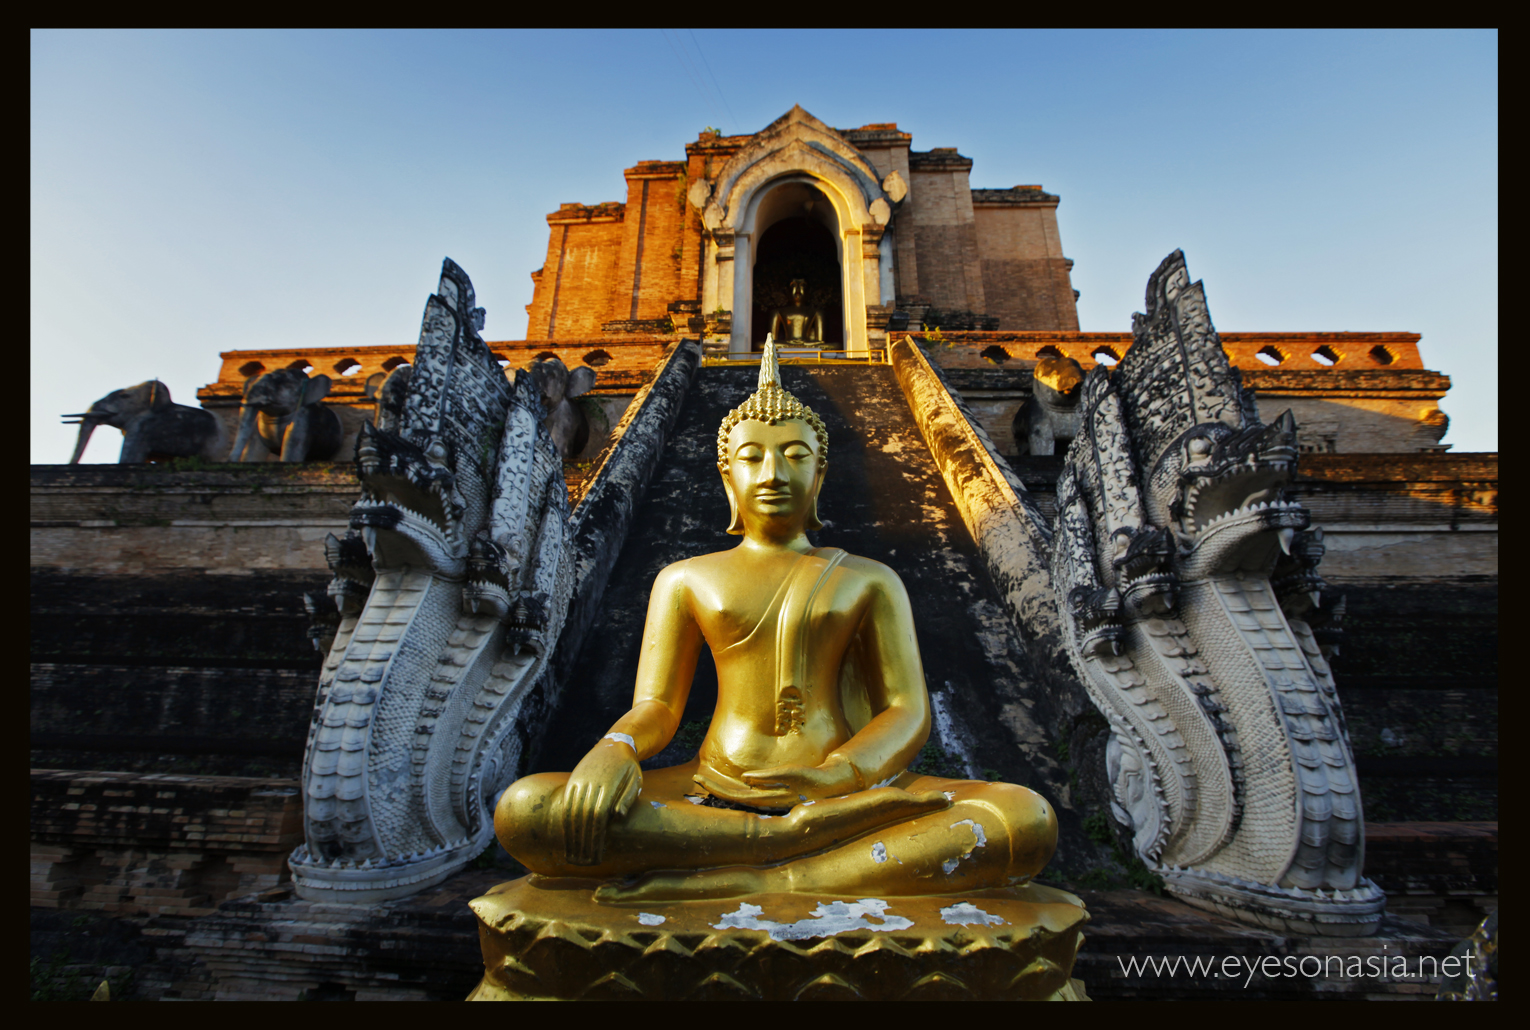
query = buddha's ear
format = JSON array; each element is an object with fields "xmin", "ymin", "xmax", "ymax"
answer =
[
  {"xmin": 805, "ymin": 465, "xmax": 825, "ymax": 532},
  {"xmin": 722, "ymin": 472, "xmax": 745, "ymax": 535}
]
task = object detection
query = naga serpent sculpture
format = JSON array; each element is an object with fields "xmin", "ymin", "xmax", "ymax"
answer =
[
  {"xmin": 289, "ymin": 259, "xmax": 573, "ymax": 902},
  {"xmin": 284, "ymin": 251, "xmax": 1386, "ymax": 937},
  {"xmin": 1050, "ymin": 251, "xmax": 1384, "ymax": 935}
]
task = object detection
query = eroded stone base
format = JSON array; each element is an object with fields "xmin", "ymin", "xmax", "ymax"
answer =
[{"xmin": 469, "ymin": 875, "xmax": 1089, "ymax": 1001}]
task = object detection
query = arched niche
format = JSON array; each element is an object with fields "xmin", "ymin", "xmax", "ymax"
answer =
[
  {"xmin": 700, "ymin": 109, "xmax": 893, "ymax": 357},
  {"xmin": 746, "ymin": 179, "xmax": 844, "ymax": 349}
]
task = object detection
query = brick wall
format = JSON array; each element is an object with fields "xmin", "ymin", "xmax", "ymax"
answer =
[
  {"xmin": 906, "ymin": 150, "xmax": 986, "ymax": 314},
  {"xmin": 30, "ymin": 463, "xmax": 356, "ymax": 574},
  {"xmin": 972, "ymin": 198, "xmax": 1078, "ymax": 331},
  {"xmin": 1364, "ymin": 822, "xmax": 1498, "ymax": 934},
  {"xmin": 915, "ymin": 331, "xmax": 1427, "ymax": 372},
  {"xmin": 614, "ymin": 162, "xmax": 690, "ymax": 323},
  {"xmin": 525, "ymin": 170, "xmax": 702, "ymax": 340},
  {"xmin": 549, "ymin": 215, "xmax": 627, "ymax": 337},
  {"xmin": 31, "ymin": 770, "xmax": 303, "ymax": 916},
  {"xmin": 975, "ymin": 258, "xmax": 1078, "ymax": 330},
  {"xmin": 1289, "ymin": 453, "xmax": 1497, "ymax": 579}
]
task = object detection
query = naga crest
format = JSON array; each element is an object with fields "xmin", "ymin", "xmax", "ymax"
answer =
[
  {"xmin": 1051, "ymin": 251, "xmax": 1383, "ymax": 935},
  {"xmin": 291, "ymin": 259, "xmax": 574, "ymax": 902}
]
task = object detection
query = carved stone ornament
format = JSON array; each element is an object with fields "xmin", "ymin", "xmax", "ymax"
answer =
[
  {"xmin": 62, "ymin": 380, "xmax": 226, "ymax": 464},
  {"xmin": 289, "ymin": 258, "xmax": 574, "ymax": 902},
  {"xmin": 1049, "ymin": 251, "xmax": 1384, "ymax": 935}
]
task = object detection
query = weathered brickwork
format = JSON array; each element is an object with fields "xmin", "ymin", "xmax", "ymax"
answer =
[
  {"xmin": 193, "ymin": 339, "xmax": 671, "ymax": 464},
  {"xmin": 916, "ymin": 331, "xmax": 1451, "ymax": 459},
  {"xmin": 1362, "ymin": 822, "xmax": 1498, "ymax": 934},
  {"xmin": 522, "ymin": 116, "xmax": 1083, "ymax": 346},
  {"xmin": 614, "ymin": 162, "xmax": 690, "ymax": 323},
  {"xmin": 907, "ymin": 150, "xmax": 987, "ymax": 315},
  {"xmin": 31, "ymin": 771, "xmax": 303, "ymax": 916},
  {"xmin": 1288, "ymin": 453, "xmax": 1497, "ymax": 581},
  {"xmin": 972, "ymin": 192, "xmax": 1079, "ymax": 331},
  {"xmin": 31, "ymin": 463, "xmax": 358, "ymax": 573},
  {"xmin": 536, "ymin": 207, "xmax": 628, "ymax": 337},
  {"xmin": 919, "ymin": 330, "xmax": 1428, "ymax": 371}
]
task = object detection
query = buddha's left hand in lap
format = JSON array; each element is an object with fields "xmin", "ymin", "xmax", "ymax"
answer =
[{"xmin": 739, "ymin": 753, "xmax": 862, "ymax": 804}]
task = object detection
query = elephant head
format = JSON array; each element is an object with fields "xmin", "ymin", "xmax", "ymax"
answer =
[
  {"xmin": 525, "ymin": 357, "xmax": 597, "ymax": 459},
  {"xmin": 230, "ymin": 367, "xmax": 334, "ymax": 462},
  {"xmin": 1033, "ymin": 355, "xmax": 1085, "ymax": 412},
  {"xmin": 63, "ymin": 380, "xmax": 173, "ymax": 464},
  {"xmin": 1014, "ymin": 355, "xmax": 1086, "ymax": 456}
]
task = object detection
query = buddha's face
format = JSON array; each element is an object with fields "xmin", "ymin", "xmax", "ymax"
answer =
[{"xmin": 724, "ymin": 419, "xmax": 823, "ymax": 531}]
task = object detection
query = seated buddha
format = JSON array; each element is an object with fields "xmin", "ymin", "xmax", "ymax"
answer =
[
  {"xmin": 767, "ymin": 278, "xmax": 825, "ymax": 346},
  {"xmin": 495, "ymin": 337, "xmax": 1058, "ymax": 902}
]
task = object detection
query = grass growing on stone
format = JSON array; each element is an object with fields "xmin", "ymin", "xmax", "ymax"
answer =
[{"xmin": 1053, "ymin": 809, "xmax": 1166, "ymax": 896}]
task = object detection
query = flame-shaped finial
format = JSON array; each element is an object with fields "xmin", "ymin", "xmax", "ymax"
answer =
[{"xmin": 759, "ymin": 333, "xmax": 781, "ymax": 391}]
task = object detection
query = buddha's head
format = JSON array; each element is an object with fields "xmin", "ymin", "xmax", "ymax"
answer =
[
  {"xmin": 717, "ymin": 337, "xmax": 829, "ymax": 536},
  {"xmin": 789, "ymin": 278, "xmax": 807, "ymax": 304}
]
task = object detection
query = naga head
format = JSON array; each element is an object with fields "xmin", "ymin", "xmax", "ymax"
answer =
[
  {"xmin": 1110, "ymin": 524, "xmax": 1178, "ymax": 615},
  {"xmin": 1160, "ymin": 409, "xmax": 1309, "ymax": 579},
  {"xmin": 347, "ymin": 258, "xmax": 510, "ymax": 579},
  {"xmin": 464, "ymin": 533, "xmax": 514, "ymax": 619},
  {"xmin": 351, "ymin": 419, "xmax": 468, "ymax": 574},
  {"xmin": 323, "ymin": 530, "xmax": 376, "ymax": 615},
  {"xmin": 1111, "ymin": 251, "xmax": 1312, "ymax": 582}
]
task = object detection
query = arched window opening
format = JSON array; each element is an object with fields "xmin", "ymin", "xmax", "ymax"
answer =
[
  {"xmin": 1369, "ymin": 345, "xmax": 1395, "ymax": 366},
  {"xmin": 980, "ymin": 345, "xmax": 1012, "ymax": 365},
  {"xmin": 1255, "ymin": 346, "xmax": 1286, "ymax": 366},
  {"xmin": 334, "ymin": 358, "xmax": 362, "ymax": 376},
  {"xmin": 1091, "ymin": 347, "xmax": 1120, "ymax": 367},
  {"xmin": 583, "ymin": 349, "xmax": 613, "ymax": 367},
  {"xmin": 1311, "ymin": 345, "xmax": 1340, "ymax": 366},
  {"xmin": 286, "ymin": 359, "xmax": 314, "ymax": 374},
  {"xmin": 533, "ymin": 351, "xmax": 560, "ymax": 364},
  {"xmin": 238, "ymin": 361, "xmax": 266, "ymax": 378},
  {"xmin": 381, "ymin": 356, "xmax": 411, "ymax": 372},
  {"xmin": 1036, "ymin": 345, "xmax": 1065, "ymax": 360}
]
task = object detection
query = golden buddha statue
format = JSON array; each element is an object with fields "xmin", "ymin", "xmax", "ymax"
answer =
[
  {"xmin": 495, "ymin": 338, "xmax": 1058, "ymax": 902},
  {"xmin": 766, "ymin": 278, "xmax": 825, "ymax": 345}
]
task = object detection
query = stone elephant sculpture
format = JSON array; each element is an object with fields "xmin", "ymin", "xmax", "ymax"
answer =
[
  {"xmin": 525, "ymin": 357, "xmax": 607, "ymax": 460},
  {"xmin": 63, "ymin": 380, "xmax": 225, "ymax": 464},
  {"xmin": 229, "ymin": 367, "xmax": 343, "ymax": 462},
  {"xmin": 1013, "ymin": 355, "xmax": 1085, "ymax": 456}
]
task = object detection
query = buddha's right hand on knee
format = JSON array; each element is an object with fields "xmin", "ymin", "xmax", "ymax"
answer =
[{"xmin": 563, "ymin": 736, "xmax": 644, "ymax": 866}]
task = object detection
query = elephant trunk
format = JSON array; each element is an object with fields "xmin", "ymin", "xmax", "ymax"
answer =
[
  {"xmin": 68, "ymin": 418, "xmax": 99, "ymax": 464},
  {"xmin": 230, "ymin": 404, "xmax": 260, "ymax": 462}
]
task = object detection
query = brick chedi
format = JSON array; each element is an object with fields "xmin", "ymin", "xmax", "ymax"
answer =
[
  {"xmin": 522, "ymin": 108, "xmax": 1080, "ymax": 354},
  {"xmin": 197, "ymin": 105, "xmax": 1458, "ymax": 466}
]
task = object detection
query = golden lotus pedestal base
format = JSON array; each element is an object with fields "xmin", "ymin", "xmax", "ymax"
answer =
[{"xmin": 468, "ymin": 875, "xmax": 1089, "ymax": 1001}]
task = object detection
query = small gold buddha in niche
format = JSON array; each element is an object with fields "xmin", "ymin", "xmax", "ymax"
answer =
[
  {"xmin": 767, "ymin": 278, "xmax": 825, "ymax": 346},
  {"xmin": 496, "ymin": 339, "xmax": 1057, "ymax": 901}
]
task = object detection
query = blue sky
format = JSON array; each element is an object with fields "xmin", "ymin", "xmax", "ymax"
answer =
[{"xmin": 32, "ymin": 29, "xmax": 1497, "ymax": 462}]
